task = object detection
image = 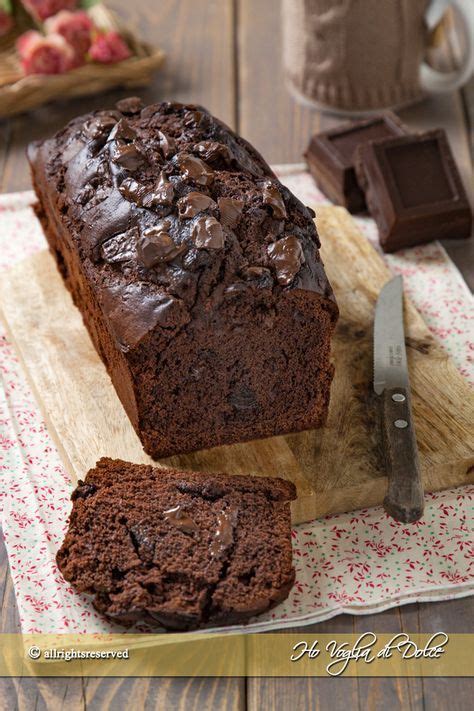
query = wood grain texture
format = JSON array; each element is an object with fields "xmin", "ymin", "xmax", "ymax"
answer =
[{"xmin": 0, "ymin": 207, "xmax": 472, "ymax": 528}]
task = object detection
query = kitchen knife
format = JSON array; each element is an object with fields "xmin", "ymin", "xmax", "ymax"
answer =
[{"xmin": 374, "ymin": 275, "xmax": 424, "ymax": 523}]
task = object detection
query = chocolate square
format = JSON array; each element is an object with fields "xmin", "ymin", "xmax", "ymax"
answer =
[
  {"xmin": 355, "ymin": 129, "xmax": 472, "ymax": 253},
  {"xmin": 305, "ymin": 112, "xmax": 407, "ymax": 213}
]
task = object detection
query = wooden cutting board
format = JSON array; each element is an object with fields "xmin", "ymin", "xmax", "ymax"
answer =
[{"xmin": 0, "ymin": 206, "xmax": 472, "ymax": 524}]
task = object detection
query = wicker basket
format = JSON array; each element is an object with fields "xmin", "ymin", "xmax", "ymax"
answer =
[{"xmin": 0, "ymin": 3, "xmax": 165, "ymax": 118}]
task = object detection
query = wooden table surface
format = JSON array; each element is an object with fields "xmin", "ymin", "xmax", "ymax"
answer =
[{"xmin": 0, "ymin": 1, "xmax": 472, "ymax": 709}]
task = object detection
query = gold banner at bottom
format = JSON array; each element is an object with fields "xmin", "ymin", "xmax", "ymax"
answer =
[{"xmin": 0, "ymin": 633, "xmax": 472, "ymax": 677}]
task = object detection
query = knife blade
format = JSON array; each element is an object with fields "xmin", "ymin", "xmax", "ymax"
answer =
[{"xmin": 374, "ymin": 275, "xmax": 424, "ymax": 523}]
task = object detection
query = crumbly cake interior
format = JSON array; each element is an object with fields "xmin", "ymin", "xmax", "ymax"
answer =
[{"xmin": 56, "ymin": 458, "xmax": 296, "ymax": 630}]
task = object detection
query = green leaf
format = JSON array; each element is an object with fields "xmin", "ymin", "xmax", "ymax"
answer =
[{"xmin": 80, "ymin": 0, "xmax": 101, "ymax": 8}]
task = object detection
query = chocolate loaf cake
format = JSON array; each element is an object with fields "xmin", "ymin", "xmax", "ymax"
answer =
[
  {"xmin": 28, "ymin": 98, "xmax": 338, "ymax": 458},
  {"xmin": 56, "ymin": 458, "xmax": 296, "ymax": 630}
]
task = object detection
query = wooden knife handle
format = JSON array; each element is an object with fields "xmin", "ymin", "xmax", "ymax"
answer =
[{"xmin": 380, "ymin": 386, "xmax": 424, "ymax": 523}]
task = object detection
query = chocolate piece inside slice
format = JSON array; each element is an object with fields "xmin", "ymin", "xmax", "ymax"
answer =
[
  {"xmin": 355, "ymin": 129, "xmax": 472, "ymax": 252},
  {"xmin": 305, "ymin": 112, "xmax": 407, "ymax": 213}
]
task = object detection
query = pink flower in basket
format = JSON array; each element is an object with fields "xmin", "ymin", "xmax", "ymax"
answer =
[
  {"xmin": 16, "ymin": 30, "xmax": 75, "ymax": 75},
  {"xmin": 89, "ymin": 30, "xmax": 131, "ymax": 63},
  {"xmin": 45, "ymin": 10, "xmax": 93, "ymax": 67},
  {"xmin": 0, "ymin": 4, "xmax": 13, "ymax": 38},
  {"xmin": 20, "ymin": 0, "xmax": 78, "ymax": 23}
]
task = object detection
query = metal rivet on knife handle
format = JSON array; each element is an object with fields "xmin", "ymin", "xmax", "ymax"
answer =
[
  {"xmin": 394, "ymin": 419, "xmax": 408, "ymax": 428},
  {"xmin": 392, "ymin": 393, "xmax": 406, "ymax": 402}
]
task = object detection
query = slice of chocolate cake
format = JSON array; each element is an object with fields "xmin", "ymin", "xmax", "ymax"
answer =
[{"xmin": 56, "ymin": 458, "xmax": 296, "ymax": 630}]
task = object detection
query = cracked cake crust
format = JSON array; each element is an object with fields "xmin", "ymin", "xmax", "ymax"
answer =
[{"xmin": 56, "ymin": 458, "xmax": 296, "ymax": 630}]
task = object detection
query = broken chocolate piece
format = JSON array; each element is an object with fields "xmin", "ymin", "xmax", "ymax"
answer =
[
  {"xmin": 210, "ymin": 508, "xmax": 237, "ymax": 557},
  {"xmin": 267, "ymin": 235, "xmax": 305, "ymax": 286},
  {"xmin": 193, "ymin": 140, "xmax": 233, "ymax": 164},
  {"xmin": 142, "ymin": 172, "xmax": 175, "ymax": 208},
  {"xmin": 262, "ymin": 181, "xmax": 287, "ymax": 219},
  {"xmin": 112, "ymin": 143, "xmax": 146, "ymax": 171},
  {"xmin": 163, "ymin": 505, "xmax": 199, "ymax": 534},
  {"xmin": 108, "ymin": 118, "xmax": 137, "ymax": 143},
  {"xmin": 119, "ymin": 177, "xmax": 146, "ymax": 204},
  {"xmin": 83, "ymin": 115, "xmax": 118, "ymax": 140},
  {"xmin": 178, "ymin": 153, "xmax": 214, "ymax": 186},
  {"xmin": 157, "ymin": 130, "xmax": 176, "ymax": 159},
  {"xmin": 305, "ymin": 111, "xmax": 407, "ymax": 213},
  {"xmin": 355, "ymin": 129, "xmax": 472, "ymax": 252},
  {"xmin": 224, "ymin": 282, "xmax": 250, "ymax": 298},
  {"xmin": 101, "ymin": 283, "xmax": 190, "ymax": 348},
  {"xmin": 178, "ymin": 191, "xmax": 216, "ymax": 218},
  {"xmin": 218, "ymin": 197, "xmax": 244, "ymax": 229},
  {"xmin": 183, "ymin": 109, "xmax": 208, "ymax": 128},
  {"xmin": 137, "ymin": 222, "xmax": 184, "ymax": 267},
  {"xmin": 192, "ymin": 215, "xmax": 225, "ymax": 249}
]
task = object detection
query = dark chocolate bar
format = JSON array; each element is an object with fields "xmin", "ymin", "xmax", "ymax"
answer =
[
  {"xmin": 305, "ymin": 112, "xmax": 407, "ymax": 213},
  {"xmin": 355, "ymin": 129, "xmax": 472, "ymax": 253}
]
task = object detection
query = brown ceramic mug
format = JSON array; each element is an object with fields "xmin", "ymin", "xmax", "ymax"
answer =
[{"xmin": 282, "ymin": 0, "xmax": 474, "ymax": 114}]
